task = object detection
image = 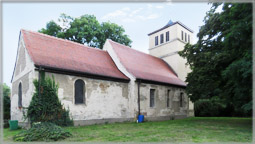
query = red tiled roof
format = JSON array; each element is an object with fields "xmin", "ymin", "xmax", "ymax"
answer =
[
  {"xmin": 21, "ymin": 29, "xmax": 129, "ymax": 81},
  {"xmin": 108, "ymin": 40, "xmax": 186, "ymax": 87}
]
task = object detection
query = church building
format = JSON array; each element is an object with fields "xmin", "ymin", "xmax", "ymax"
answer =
[{"xmin": 11, "ymin": 20, "xmax": 193, "ymax": 127}]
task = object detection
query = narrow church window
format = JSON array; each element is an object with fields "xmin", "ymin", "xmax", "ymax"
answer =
[
  {"xmin": 160, "ymin": 34, "xmax": 164, "ymax": 44},
  {"xmin": 167, "ymin": 90, "xmax": 170, "ymax": 107},
  {"xmin": 181, "ymin": 31, "xmax": 184, "ymax": 40},
  {"xmin": 18, "ymin": 83, "xmax": 22, "ymax": 108},
  {"xmin": 75, "ymin": 79, "xmax": 85, "ymax": 104},
  {"xmin": 188, "ymin": 35, "xmax": 190, "ymax": 43},
  {"xmin": 180, "ymin": 92, "xmax": 184, "ymax": 107},
  {"xmin": 166, "ymin": 31, "xmax": 169, "ymax": 42},
  {"xmin": 185, "ymin": 33, "xmax": 187, "ymax": 42},
  {"xmin": 155, "ymin": 36, "xmax": 158, "ymax": 46},
  {"xmin": 150, "ymin": 89, "xmax": 155, "ymax": 107}
]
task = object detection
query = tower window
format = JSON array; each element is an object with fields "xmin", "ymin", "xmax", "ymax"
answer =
[
  {"xmin": 18, "ymin": 82, "xmax": 22, "ymax": 108},
  {"xmin": 181, "ymin": 31, "xmax": 184, "ymax": 40},
  {"xmin": 160, "ymin": 34, "xmax": 164, "ymax": 44},
  {"xmin": 155, "ymin": 36, "xmax": 158, "ymax": 46},
  {"xmin": 188, "ymin": 35, "xmax": 190, "ymax": 43},
  {"xmin": 185, "ymin": 33, "xmax": 187, "ymax": 42},
  {"xmin": 75, "ymin": 79, "xmax": 85, "ymax": 104},
  {"xmin": 166, "ymin": 31, "xmax": 169, "ymax": 42},
  {"xmin": 150, "ymin": 89, "xmax": 155, "ymax": 107}
]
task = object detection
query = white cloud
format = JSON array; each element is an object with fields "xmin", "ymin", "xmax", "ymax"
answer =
[
  {"xmin": 101, "ymin": 9, "xmax": 127, "ymax": 20},
  {"xmin": 147, "ymin": 14, "xmax": 159, "ymax": 19},
  {"xmin": 135, "ymin": 14, "xmax": 159, "ymax": 21},
  {"xmin": 165, "ymin": 2, "xmax": 173, "ymax": 6},
  {"xmin": 156, "ymin": 5, "xmax": 164, "ymax": 9},
  {"xmin": 136, "ymin": 15, "xmax": 146, "ymax": 21},
  {"xmin": 101, "ymin": 6, "xmax": 160, "ymax": 23},
  {"xmin": 122, "ymin": 18, "xmax": 136, "ymax": 23},
  {"xmin": 147, "ymin": 4, "xmax": 153, "ymax": 9},
  {"xmin": 129, "ymin": 8, "xmax": 143, "ymax": 17},
  {"xmin": 121, "ymin": 7, "xmax": 131, "ymax": 11}
]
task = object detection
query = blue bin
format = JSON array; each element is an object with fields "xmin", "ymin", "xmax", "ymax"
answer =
[{"xmin": 138, "ymin": 115, "xmax": 144, "ymax": 123}]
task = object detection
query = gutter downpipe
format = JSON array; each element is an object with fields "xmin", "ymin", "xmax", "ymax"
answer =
[{"xmin": 138, "ymin": 80, "xmax": 141, "ymax": 117}]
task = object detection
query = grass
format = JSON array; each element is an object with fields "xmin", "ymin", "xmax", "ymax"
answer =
[{"xmin": 4, "ymin": 117, "xmax": 252, "ymax": 142}]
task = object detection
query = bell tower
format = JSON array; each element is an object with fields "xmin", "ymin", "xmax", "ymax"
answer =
[
  {"xmin": 148, "ymin": 20, "xmax": 194, "ymax": 116},
  {"xmin": 148, "ymin": 20, "xmax": 193, "ymax": 81}
]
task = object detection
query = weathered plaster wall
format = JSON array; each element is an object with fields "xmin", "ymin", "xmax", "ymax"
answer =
[
  {"xmin": 138, "ymin": 83, "xmax": 188, "ymax": 120},
  {"xmin": 42, "ymin": 72, "xmax": 131, "ymax": 124},
  {"xmin": 11, "ymin": 34, "xmax": 36, "ymax": 124},
  {"xmin": 103, "ymin": 40, "xmax": 138, "ymax": 119},
  {"xmin": 162, "ymin": 53, "xmax": 192, "ymax": 82}
]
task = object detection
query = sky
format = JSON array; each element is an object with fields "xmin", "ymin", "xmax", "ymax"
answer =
[{"xmin": 3, "ymin": 2, "xmax": 213, "ymax": 87}]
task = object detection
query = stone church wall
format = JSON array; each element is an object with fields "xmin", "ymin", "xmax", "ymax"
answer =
[
  {"xmin": 11, "ymin": 34, "xmax": 36, "ymax": 127},
  {"xmin": 137, "ymin": 82, "xmax": 188, "ymax": 121},
  {"xmin": 43, "ymin": 72, "xmax": 132, "ymax": 126}
]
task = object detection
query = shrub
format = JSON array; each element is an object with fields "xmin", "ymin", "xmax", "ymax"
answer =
[
  {"xmin": 24, "ymin": 72, "xmax": 73, "ymax": 126},
  {"xmin": 3, "ymin": 84, "xmax": 10, "ymax": 120},
  {"xmin": 1, "ymin": 83, "xmax": 11, "ymax": 128},
  {"xmin": 194, "ymin": 97, "xmax": 226, "ymax": 117},
  {"xmin": 13, "ymin": 122, "xmax": 72, "ymax": 142}
]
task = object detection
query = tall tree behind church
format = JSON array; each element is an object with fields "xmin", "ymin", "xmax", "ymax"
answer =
[
  {"xmin": 179, "ymin": 3, "xmax": 252, "ymax": 116},
  {"xmin": 39, "ymin": 14, "xmax": 132, "ymax": 49}
]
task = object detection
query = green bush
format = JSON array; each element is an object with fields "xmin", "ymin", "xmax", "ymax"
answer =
[
  {"xmin": 3, "ymin": 84, "xmax": 10, "ymax": 120},
  {"xmin": 13, "ymin": 122, "xmax": 72, "ymax": 141},
  {"xmin": 24, "ymin": 72, "xmax": 73, "ymax": 126},
  {"xmin": 194, "ymin": 97, "xmax": 226, "ymax": 117}
]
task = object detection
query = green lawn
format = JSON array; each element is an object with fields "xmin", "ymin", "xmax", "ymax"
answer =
[{"xmin": 4, "ymin": 117, "xmax": 252, "ymax": 142}]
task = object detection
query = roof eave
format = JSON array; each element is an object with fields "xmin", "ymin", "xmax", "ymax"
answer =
[
  {"xmin": 135, "ymin": 78, "xmax": 186, "ymax": 88},
  {"xmin": 34, "ymin": 64, "xmax": 130, "ymax": 83},
  {"xmin": 148, "ymin": 21, "xmax": 194, "ymax": 36}
]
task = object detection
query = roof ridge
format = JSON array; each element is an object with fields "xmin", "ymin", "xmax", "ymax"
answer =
[
  {"xmin": 108, "ymin": 39, "xmax": 168, "ymax": 61},
  {"xmin": 21, "ymin": 29, "xmax": 105, "ymax": 52}
]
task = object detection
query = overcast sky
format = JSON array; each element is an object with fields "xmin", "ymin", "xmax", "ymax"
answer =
[{"xmin": 3, "ymin": 2, "xmax": 213, "ymax": 87}]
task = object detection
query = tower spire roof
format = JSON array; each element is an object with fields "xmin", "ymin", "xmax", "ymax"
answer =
[{"xmin": 166, "ymin": 19, "xmax": 173, "ymax": 26}]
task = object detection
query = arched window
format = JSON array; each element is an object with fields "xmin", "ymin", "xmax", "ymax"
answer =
[
  {"xmin": 74, "ymin": 79, "xmax": 85, "ymax": 104},
  {"xmin": 180, "ymin": 92, "xmax": 184, "ymax": 107},
  {"xmin": 18, "ymin": 82, "xmax": 22, "ymax": 107}
]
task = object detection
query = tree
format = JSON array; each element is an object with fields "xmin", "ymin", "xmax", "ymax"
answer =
[
  {"xmin": 3, "ymin": 83, "xmax": 10, "ymax": 120},
  {"xmin": 39, "ymin": 13, "xmax": 132, "ymax": 49},
  {"xmin": 98, "ymin": 22, "xmax": 132, "ymax": 48},
  {"xmin": 39, "ymin": 21, "xmax": 62, "ymax": 37},
  {"xmin": 179, "ymin": 3, "xmax": 252, "ymax": 116},
  {"xmin": 25, "ymin": 72, "xmax": 73, "ymax": 126}
]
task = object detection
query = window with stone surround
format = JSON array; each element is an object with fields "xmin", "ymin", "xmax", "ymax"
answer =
[
  {"xmin": 150, "ymin": 89, "xmax": 155, "ymax": 107},
  {"xmin": 74, "ymin": 79, "xmax": 85, "ymax": 104}
]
